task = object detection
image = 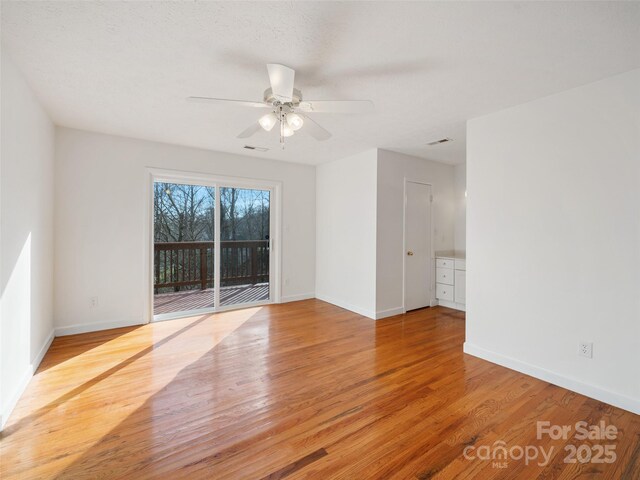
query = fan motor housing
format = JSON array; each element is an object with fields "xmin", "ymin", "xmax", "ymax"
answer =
[{"xmin": 264, "ymin": 87, "xmax": 302, "ymax": 106}]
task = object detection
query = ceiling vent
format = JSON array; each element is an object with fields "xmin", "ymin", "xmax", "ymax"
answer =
[
  {"xmin": 426, "ymin": 138, "xmax": 452, "ymax": 146},
  {"xmin": 243, "ymin": 145, "xmax": 269, "ymax": 152}
]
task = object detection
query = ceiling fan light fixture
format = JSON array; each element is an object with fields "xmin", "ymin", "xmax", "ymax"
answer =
[
  {"xmin": 259, "ymin": 112, "xmax": 277, "ymax": 131},
  {"xmin": 190, "ymin": 62, "xmax": 368, "ymax": 145},
  {"xmin": 286, "ymin": 113, "xmax": 304, "ymax": 131}
]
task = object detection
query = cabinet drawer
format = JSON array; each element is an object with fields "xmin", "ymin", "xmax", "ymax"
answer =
[
  {"xmin": 436, "ymin": 283, "xmax": 454, "ymax": 301},
  {"xmin": 436, "ymin": 258, "xmax": 454, "ymax": 269},
  {"xmin": 436, "ymin": 267, "xmax": 454, "ymax": 285},
  {"xmin": 454, "ymin": 259, "xmax": 466, "ymax": 271}
]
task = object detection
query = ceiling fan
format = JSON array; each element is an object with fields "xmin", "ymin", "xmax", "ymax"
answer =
[{"xmin": 188, "ymin": 64, "xmax": 374, "ymax": 148}]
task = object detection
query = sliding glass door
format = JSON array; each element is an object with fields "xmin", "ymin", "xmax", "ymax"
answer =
[
  {"xmin": 152, "ymin": 178, "xmax": 273, "ymax": 319},
  {"xmin": 220, "ymin": 187, "xmax": 270, "ymax": 307},
  {"xmin": 153, "ymin": 182, "xmax": 216, "ymax": 316}
]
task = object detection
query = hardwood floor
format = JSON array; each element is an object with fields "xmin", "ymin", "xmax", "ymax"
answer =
[{"xmin": 1, "ymin": 300, "xmax": 638, "ymax": 479}]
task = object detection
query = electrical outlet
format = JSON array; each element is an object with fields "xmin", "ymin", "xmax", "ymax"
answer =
[
  {"xmin": 90, "ymin": 296, "xmax": 99, "ymax": 308},
  {"xmin": 579, "ymin": 341, "xmax": 593, "ymax": 358}
]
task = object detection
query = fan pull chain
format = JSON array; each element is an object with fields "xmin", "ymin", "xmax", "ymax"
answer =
[{"xmin": 279, "ymin": 106, "xmax": 285, "ymax": 148}]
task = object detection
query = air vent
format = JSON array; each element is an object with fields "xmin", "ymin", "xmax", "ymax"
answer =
[
  {"xmin": 426, "ymin": 138, "xmax": 452, "ymax": 146},
  {"xmin": 244, "ymin": 145, "xmax": 269, "ymax": 152}
]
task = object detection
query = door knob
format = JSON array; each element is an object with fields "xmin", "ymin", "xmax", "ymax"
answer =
[{"xmin": 407, "ymin": 251, "xmax": 414, "ymax": 256}]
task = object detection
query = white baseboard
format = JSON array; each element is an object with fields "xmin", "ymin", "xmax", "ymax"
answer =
[
  {"xmin": 55, "ymin": 318, "xmax": 145, "ymax": 336},
  {"xmin": 280, "ymin": 292, "xmax": 315, "ymax": 303},
  {"xmin": 33, "ymin": 330, "xmax": 55, "ymax": 373},
  {"xmin": 315, "ymin": 297, "xmax": 406, "ymax": 321},
  {"xmin": 463, "ymin": 342, "xmax": 640, "ymax": 415},
  {"xmin": 375, "ymin": 307, "xmax": 404, "ymax": 320},
  {"xmin": 1, "ymin": 329, "xmax": 55, "ymax": 431},
  {"xmin": 315, "ymin": 294, "xmax": 376, "ymax": 320},
  {"xmin": 437, "ymin": 299, "xmax": 466, "ymax": 311}
]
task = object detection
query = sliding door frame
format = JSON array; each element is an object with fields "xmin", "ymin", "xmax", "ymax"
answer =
[{"xmin": 143, "ymin": 167, "xmax": 282, "ymax": 323}]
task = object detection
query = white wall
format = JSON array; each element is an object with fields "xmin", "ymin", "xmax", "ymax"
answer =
[
  {"xmin": 316, "ymin": 148, "xmax": 456, "ymax": 319},
  {"xmin": 54, "ymin": 128, "xmax": 316, "ymax": 333},
  {"xmin": 466, "ymin": 69, "xmax": 640, "ymax": 414},
  {"xmin": 454, "ymin": 163, "xmax": 466, "ymax": 252},
  {"xmin": 316, "ymin": 149, "xmax": 378, "ymax": 318},
  {"xmin": 1, "ymin": 51, "xmax": 55, "ymax": 427},
  {"xmin": 376, "ymin": 150, "xmax": 456, "ymax": 316}
]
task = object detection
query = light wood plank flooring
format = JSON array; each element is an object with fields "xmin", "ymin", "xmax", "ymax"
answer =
[{"xmin": 1, "ymin": 300, "xmax": 638, "ymax": 479}]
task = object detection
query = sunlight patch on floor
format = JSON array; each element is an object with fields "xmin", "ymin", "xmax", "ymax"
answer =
[{"xmin": 1, "ymin": 308, "xmax": 262, "ymax": 479}]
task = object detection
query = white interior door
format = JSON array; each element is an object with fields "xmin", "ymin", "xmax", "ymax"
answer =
[{"xmin": 404, "ymin": 181, "xmax": 432, "ymax": 311}]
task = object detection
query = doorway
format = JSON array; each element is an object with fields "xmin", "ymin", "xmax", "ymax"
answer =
[
  {"xmin": 148, "ymin": 170, "xmax": 279, "ymax": 321},
  {"xmin": 403, "ymin": 181, "xmax": 433, "ymax": 311}
]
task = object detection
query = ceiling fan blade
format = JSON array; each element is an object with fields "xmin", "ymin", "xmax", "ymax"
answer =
[
  {"xmin": 187, "ymin": 96, "xmax": 268, "ymax": 108},
  {"xmin": 266, "ymin": 64, "xmax": 295, "ymax": 102},
  {"xmin": 297, "ymin": 100, "xmax": 374, "ymax": 113},
  {"xmin": 237, "ymin": 122, "xmax": 262, "ymax": 139},
  {"xmin": 301, "ymin": 115, "xmax": 332, "ymax": 141}
]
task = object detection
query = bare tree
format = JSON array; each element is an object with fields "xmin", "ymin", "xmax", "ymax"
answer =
[{"xmin": 154, "ymin": 183, "xmax": 214, "ymax": 242}]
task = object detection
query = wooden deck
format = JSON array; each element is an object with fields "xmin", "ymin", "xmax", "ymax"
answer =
[
  {"xmin": 2, "ymin": 301, "xmax": 638, "ymax": 479},
  {"xmin": 154, "ymin": 284, "xmax": 269, "ymax": 314}
]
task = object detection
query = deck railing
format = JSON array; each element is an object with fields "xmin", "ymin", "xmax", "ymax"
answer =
[{"xmin": 154, "ymin": 240, "xmax": 269, "ymax": 293}]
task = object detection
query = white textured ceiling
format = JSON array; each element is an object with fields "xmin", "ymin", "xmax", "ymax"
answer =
[{"xmin": 2, "ymin": 1, "xmax": 639, "ymax": 165}]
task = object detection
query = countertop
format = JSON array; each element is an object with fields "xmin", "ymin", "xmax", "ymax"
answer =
[{"xmin": 435, "ymin": 250, "xmax": 466, "ymax": 260}]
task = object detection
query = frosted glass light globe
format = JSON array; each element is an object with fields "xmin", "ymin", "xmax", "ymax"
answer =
[
  {"xmin": 286, "ymin": 113, "xmax": 304, "ymax": 131},
  {"xmin": 259, "ymin": 113, "xmax": 277, "ymax": 131}
]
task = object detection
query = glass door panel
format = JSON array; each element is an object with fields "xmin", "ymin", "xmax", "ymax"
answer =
[
  {"xmin": 153, "ymin": 182, "xmax": 215, "ymax": 316},
  {"xmin": 219, "ymin": 187, "xmax": 270, "ymax": 306}
]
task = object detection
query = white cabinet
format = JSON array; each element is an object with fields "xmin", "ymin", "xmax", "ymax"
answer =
[
  {"xmin": 454, "ymin": 270, "xmax": 466, "ymax": 304},
  {"xmin": 435, "ymin": 253, "xmax": 465, "ymax": 311}
]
